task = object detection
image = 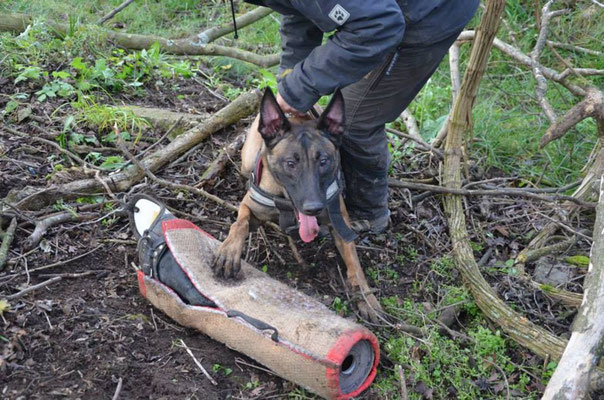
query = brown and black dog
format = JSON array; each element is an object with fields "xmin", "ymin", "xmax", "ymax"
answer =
[{"xmin": 213, "ymin": 88, "xmax": 382, "ymax": 321}]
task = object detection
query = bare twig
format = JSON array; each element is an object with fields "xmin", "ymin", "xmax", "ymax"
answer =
[
  {"xmin": 547, "ymin": 40, "xmax": 603, "ymax": 57},
  {"xmin": 449, "ymin": 42, "xmax": 461, "ymax": 102},
  {"xmin": 456, "ymin": 30, "xmax": 597, "ymax": 97},
  {"xmin": 25, "ymin": 212, "xmax": 97, "ymax": 250},
  {"xmin": 2, "ymin": 245, "xmax": 103, "ymax": 279},
  {"xmin": 530, "ymin": 1, "xmax": 567, "ymax": 123},
  {"xmin": 179, "ymin": 339, "xmax": 218, "ymax": 386},
  {"xmin": 397, "ymin": 365, "xmax": 409, "ymax": 400},
  {"xmin": 5, "ymin": 276, "xmax": 62, "ymax": 300},
  {"xmin": 0, "ymin": 218, "xmax": 17, "ymax": 272},
  {"xmin": 111, "ymin": 377, "xmax": 123, "ymax": 400},
  {"xmin": 198, "ymin": 132, "xmax": 246, "ymax": 187},
  {"xmin": 97, "ymin": 0, "xmax": 135, "ymax": 25},
  {"xmin": 192, "ymin": 6, "xmax": 273, "ymax": 44},
  {"xmin": 432, "ymin": 43, "xmax": 461, "ymax": 148},
  {"xmin": 386, "ymin": 128, "xmax": 443, "ymax": 158},
  {"xmin": 400, "ymin": 110, "xmax": 422, "ymax": 142},
  {"xmin": 539, "ymin": 87, "xmax": 604, "ymax": 148},
  {"xmin": 2, "ymin": 126, "xmax": 99, "ymax": 170},
  {"xmin": 116, "ymin": 136, "xmax": 238, "ymax": 212},
  {"xmin": 6, "ymin": 90, "xmax": 261, "ymax": 211},
  {"xmin": 389, "ymin": 178, "xmax": 595, "ymax": 207}
]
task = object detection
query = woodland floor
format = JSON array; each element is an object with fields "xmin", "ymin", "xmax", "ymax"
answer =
[{"xmin": 0, "ymin": 73, "xmax": 593, "ymax": 399}]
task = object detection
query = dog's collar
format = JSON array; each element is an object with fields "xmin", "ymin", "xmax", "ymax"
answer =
[
  {"xmin": 248, "ymin": 154, "xmax": 357, "ymax": 242},
  {"xmin": 249, "ymin": 156, "xmax": 340, "ymax": 208}
]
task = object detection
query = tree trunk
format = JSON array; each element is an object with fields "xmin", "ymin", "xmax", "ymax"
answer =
[{"xmin": 541, "ymin": 175, "xmax": 604, "ymax": 399}]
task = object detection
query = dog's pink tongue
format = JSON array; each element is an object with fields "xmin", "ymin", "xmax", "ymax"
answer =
[{"xmin": 298, "ymin": 212, "xmax": 319, "ymax": 243}]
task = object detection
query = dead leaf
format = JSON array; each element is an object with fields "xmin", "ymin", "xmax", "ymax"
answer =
[
  {"xmin": 17, "ymin": 106, "xmax": 32, "ymax": 122},
  {"xmin": 494, "ymin": 225, "xmax": 509, "ymax": 237}
]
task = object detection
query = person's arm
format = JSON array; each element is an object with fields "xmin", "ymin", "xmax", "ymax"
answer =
[
  {"xmin": 278, "ymin": 0, "xmax": 405, "ymax": 112},
  {"xmin": 278, "ymin": 13, "xmax": 323, "ymax": 80}
]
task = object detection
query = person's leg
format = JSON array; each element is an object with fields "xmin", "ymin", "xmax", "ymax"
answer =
[{"xmin": 341, "ymin": 30, "xmax": 461, "ymax": 231}]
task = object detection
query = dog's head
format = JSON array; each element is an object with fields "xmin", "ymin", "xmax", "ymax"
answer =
[{"xmin": 258, "ymin": 88, "xmax": 345, "ymax": 242}]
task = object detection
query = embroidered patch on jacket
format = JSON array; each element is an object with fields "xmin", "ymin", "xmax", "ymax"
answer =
[{"xmin": 328, "ymin": 4, "xmax": 350, "ymax": 25}]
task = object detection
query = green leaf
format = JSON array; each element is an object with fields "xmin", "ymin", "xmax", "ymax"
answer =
[
  {"xmin": 100, "ymin": 155, "xmax": 125, "ymax": 170},
  {"xmin": 52, "ymin": 70, "xmax": 72, "ymax": 79},
  {"xmin": 72, "ymin": 57, "xmax": 88, "ymax": 71},
  {"xmin": 3, "ymin": 100, "xmax": 19, "ymax": 115},
  {"xmin": 565, "ymin": 255, "xmax": 589, "ymax": 268}
]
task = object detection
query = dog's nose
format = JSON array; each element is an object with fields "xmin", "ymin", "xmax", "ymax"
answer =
[{"xmin": 302, "ymin": 201, "xmax": 323, "ymax": 216}]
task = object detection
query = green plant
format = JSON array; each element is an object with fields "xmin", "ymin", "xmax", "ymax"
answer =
[
  {"xmin": 212, "ymin": 363, "xmax": 233, "ymax": 376},
  {"xmin": 72, "ymin": 95, "xmax": 150, "ymax": 142},
  {"xmin": 331, "ymin": 297, "xmax": 348, "ymax": 316}
]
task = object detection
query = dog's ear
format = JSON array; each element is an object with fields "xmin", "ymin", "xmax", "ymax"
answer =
[
  {"xmin": 258, "ymin": 88, "xmax": 290, "ymax": 147},
  {"xmin": 318, "ymin": 89, "xmax": 345, "ymax": 141}
]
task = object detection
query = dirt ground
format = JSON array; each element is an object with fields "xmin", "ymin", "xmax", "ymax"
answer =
[{"xmin": 0, "ymin": 75, "xmax": 589, "ymax": 399}]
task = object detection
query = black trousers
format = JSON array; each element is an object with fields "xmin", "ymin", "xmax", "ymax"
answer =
[{"xmin": 341, "ymin": 29, "xmax": 462, "ymax": 220}]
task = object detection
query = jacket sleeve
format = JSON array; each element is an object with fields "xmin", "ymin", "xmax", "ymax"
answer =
[
  {"xmin": 278, "ymin": 14, "xmax": 323, "ymax": 78},
  {"xmin": 278, "ymin": 0, "xmax": 405, "ymax": 112}
]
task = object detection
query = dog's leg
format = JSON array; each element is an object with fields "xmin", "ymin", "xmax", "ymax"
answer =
[
  {"xmin": 332, "ymin": 197, "xmax": 383, "ymax": 322},
  {"xmin": 213, "ymin": 202, "xmax": 252, "ymax": 279}
]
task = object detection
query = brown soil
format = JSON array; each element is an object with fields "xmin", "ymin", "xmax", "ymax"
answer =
[{"xmin": 0, "ymin": 71, "xmax": 590, "ymax": 399}]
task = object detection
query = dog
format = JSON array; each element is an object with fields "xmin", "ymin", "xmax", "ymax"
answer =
[{"xmin": 213, "ymin": 88, "xmax": 383, "ymax": 321}]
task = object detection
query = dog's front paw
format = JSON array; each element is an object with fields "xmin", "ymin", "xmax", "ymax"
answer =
[{"xmin": 212, "ymin": 241, "xmax": 243, "ymax": 279}]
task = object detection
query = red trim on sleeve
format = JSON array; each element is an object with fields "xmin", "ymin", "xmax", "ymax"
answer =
[
  {"xmin": 325, "ymin": 330, "xmax": 380, "ymax": 399},
  {"xmin": 137, "ymin": 270, "xmax": 147, "ymax": 298},
  {"xmin": 162, "ymin": 218, "xmax": 215, "ymax": 239}
]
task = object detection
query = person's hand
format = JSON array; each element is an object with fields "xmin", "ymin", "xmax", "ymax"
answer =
[{"xmin": 277, "ymin": 92, "xmax": 306, "ymax": 117}]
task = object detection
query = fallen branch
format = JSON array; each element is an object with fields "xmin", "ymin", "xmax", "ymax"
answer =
[
  {"xmin": 0, "ymin": 14, "xmax": 279, "ymax": 68},
  {"xmin": 5, "ymin": 276, "xmax": 63, "ymax": 300},
  {"xmin": 516, "ymin": 236, "xmax": 578, "ymax": 265},
  {"xmin": 198, "ymin": 133, "xmax": 246, "ymax": 187},
  {"xmin": 389, "ymin": 178, "xmax": 595, "ymax": 207},
  {"xmin": 4, "ymin": 89, "xmax": 261, "ymax": 211},
  {"xmin": 542, "ymin": 175, "xmax": 604, "ymax": 398},
  {"xmin": 25, "ymin": 212, "xmax": 97, "ymax": 250},
  {"xmin": 97, "ymin": 0, "xmax": 135, "ymax": 25},
  {"xmin": 117, "ymin": 105, "xmax": 208, "ymax": 138},
  {"xmin": 191, "ymin": 6, "xmax": 273, "ymax": 44},
  {"xmin": 116, "ymin": 135, "xmax": 238, "ymax": 213},
  {"xmin": 0, "ymin": 218, "xmax": 17, "ymax": 272},
  {"xmin": 539, "ymin": 87, "xmax": 604, "ymax": 148}
]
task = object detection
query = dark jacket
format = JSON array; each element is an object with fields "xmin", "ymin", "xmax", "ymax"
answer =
[{"xmin": 246, "ymin": 0, "xmax": 479, "ymax": 111}]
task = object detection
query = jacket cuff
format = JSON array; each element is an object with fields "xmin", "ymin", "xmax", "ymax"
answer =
[{"xmin": 278, "ymin": 77, "xmax": 318, "ymax": 113}]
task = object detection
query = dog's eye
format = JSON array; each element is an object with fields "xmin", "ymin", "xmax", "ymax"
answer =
[
  {"xmin": 286, "ymin": 160, "xmax": 296, "ymax": 169},
  {"xmin": 319, "ymin": 158, "xmax": 328, "ymax": 167}
]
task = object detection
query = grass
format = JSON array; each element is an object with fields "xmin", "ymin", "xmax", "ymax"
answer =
[{"xmin": 401, "ymin": 0, "xmax": 604, "ymax": 187}]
